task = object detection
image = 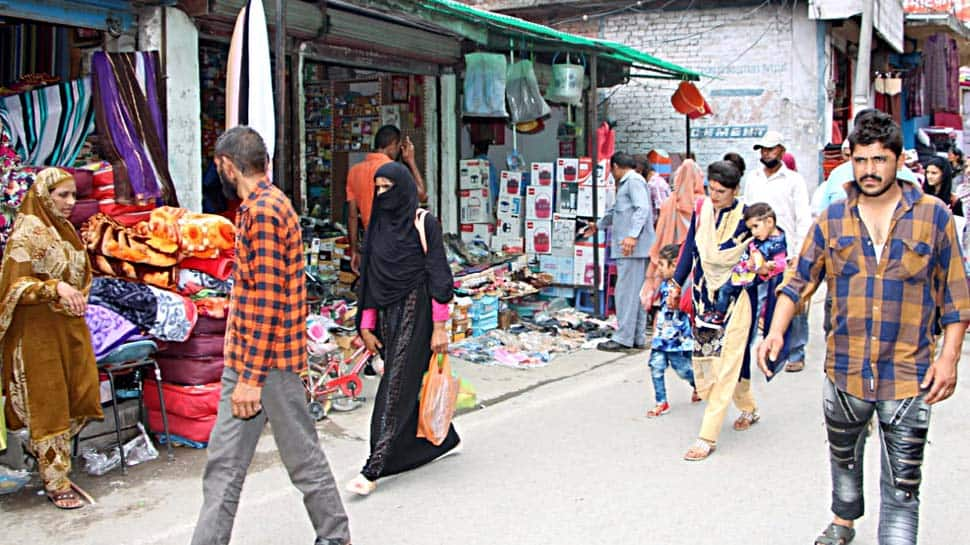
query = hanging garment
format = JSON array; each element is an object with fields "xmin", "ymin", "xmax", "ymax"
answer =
[
  {"xmin": 0, "ymin": 77, "xmax": 95, "ymax": 167},
  {"xmin": 91, "ymin": 51, "xmax": 178, "ymax": 206}
]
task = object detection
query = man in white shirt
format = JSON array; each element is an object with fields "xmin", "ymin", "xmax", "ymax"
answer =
[{"xmin": 745, "ymin": 130, "xmax": 813, "ymax": 372}]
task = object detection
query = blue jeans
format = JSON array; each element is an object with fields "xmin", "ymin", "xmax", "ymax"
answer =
[
  {"xmin": 823, "ymin": 378, "xmax": 931, "ymax": 545},
  {"xmin": 788, "ymin": 308, "xmax": 810, "ymax": 363},
  {"xmin": 648, "ymin": 350, "xmax": 695, "ymax": 404}
]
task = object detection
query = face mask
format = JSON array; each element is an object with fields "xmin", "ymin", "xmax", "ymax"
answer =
[{"xmin": 760, "ymin": 158, "xmax": 781, "ymax": 169}]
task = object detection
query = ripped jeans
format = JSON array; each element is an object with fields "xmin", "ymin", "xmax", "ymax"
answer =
[{"xmin": 823, "ymin": 378, "xmax": 931, "ymax": 545}]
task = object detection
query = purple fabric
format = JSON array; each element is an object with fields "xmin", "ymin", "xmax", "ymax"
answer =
[
  {"xmin": 142, "ymin": 53, "xmax": 167, "ymax": 156},
  {"xmin": 92, "ymin": 52, "xmax": 160, "ymax": 201},
  {"xmin": 85, "ymin": 304, "xmax": 139, "ymax": 360}
]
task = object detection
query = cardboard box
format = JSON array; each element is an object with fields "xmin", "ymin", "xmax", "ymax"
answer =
[
  {"xmin": 551, "ymin": 214, "xmax": 576, "ymax": 256},
  {"xmin": 460, "ymin": 223, "xmax": 494, "ymax": 245},
  {"xmin": 459, "ymin": 188, "xmax": 492, "ymax": 224},
  {"xmin": 577, "ymin": 157, "xmax": 594, "ymax": 185},
  {"xmin": 496, "ymin": 216, "xmax": 523, "ymax": 237},
  {"xmin": 459, "ymin": 159, "xmax": 489, "ymax": 190},
  {"xmin": 577, "ymin": 184, "xmax": 612, "ymax": 218},
  {"xmin": 573, "ymin": 241, "xmax": 607, "ymax": 289},
  {"xmin": 496, "ymin": 194, "xmax": 524, "ymax": 219},
  {"xmin": 500, "ymin": 170, "xmax": 524, "ymax": 196},
  {"xmin": 538, "ymin": 254, "xmax": 574, "ymax": 285},
  {"xmin": 525, "ymin": 185, "xmax": 554, "ymax": 221},
  {"xmin": 531, "ymin": 162, "xmax": 554, "ymax": 187},
  {"xmin": 525, "ymin": 220, "xmax": 553, "ymax": 255},
  {"xmin": 492, "ymin": 236, "xmax": 525, "ymax": 254},
  {"xmin": 556, "ymin": 181, "xmax": 579, "ymax": 217},
  {"xmin": 556, "ymin": 157, "xmax": 579, "ymax": 184}
]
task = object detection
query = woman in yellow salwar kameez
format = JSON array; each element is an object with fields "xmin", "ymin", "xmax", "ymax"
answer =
[{"xmin": 0, "ymin": 167, "xmax": 102, "ymax": 509}]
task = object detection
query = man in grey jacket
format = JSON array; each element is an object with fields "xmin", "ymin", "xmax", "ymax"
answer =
[{"xmin": 583, "ymin": 152, "xmax": 655, "ymax": 352}]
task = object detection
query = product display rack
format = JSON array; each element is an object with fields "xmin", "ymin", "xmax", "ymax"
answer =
[
  {"xmin": 304, "ymin": 61, "xmax": 332, "ymax": 217},
  {"xmin": 331, "ymin": 78, "xmax": 382, "ymax": 153}
]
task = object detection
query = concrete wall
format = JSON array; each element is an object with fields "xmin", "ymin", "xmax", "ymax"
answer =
[
  {"xmin": 599, "ymin": 3, "xmax": 824, "ymax": 188},
  {"xmin": 139, "ymin": 7, "xmax": 203, "ymax": 212}
]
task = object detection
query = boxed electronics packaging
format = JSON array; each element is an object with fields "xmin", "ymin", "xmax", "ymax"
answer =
[
  {"xmin": 531, "ymin": 162, "xmax": 554, "ymax": 187},
  {"xmin": 459, "ymin": 159, "xmax": 489, "ymax": 190},
  {"xmin": 556, "ymin": 157, "xmax": 579, "ymax": 184},
  {"xmin": 557, "ymin": 180, "xmax": 579, "ymax": 217},
  {"xmin": 573, "ymin": 241, "xmax": 607, "ymax": 289},
  {"xmin": 525, "ymin": 220, "xmax": 552, "ymax": 255},
  {"xmin": 459, "ymin": 188, "xmax": 492, "ymax": 224},
  {"xmin": 500, "ymin": 170, "xmax": 523, "ymax": 196},
  {"xmin": 539, "ymin": 254, "xmax": 574, "ymax": 285},
  {"xmin": 551, "ymin": 214, "xmax": 576, "ymax": 256},
  {"xmin": 460, "ymin": 223, "xmax": 494, "ymax": 246},
  {"xmin": 577, "ymin": 159, "xmax": 615, "ymax": 217},
  {"xmin": 576, "ymin": 157, "xmax": 594, "ymax": 185},
  {"xmin": 525, "ymin": 185, "xmax": 554, "ymax": 221},
  {"xmin": 496, "ymin": 217, "xmax": 524, "ymax": 238},
  {"xmin": 492, "ymin": 236, "xmax": 525, "ymax": 254},
  {"xmin": 496, "ymin": 194, "xmax": 524, "ymax": 219}
]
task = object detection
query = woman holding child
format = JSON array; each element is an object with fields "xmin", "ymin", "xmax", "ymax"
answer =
[{"xmin": 670, "ymin": 160, "xmax": 762, "ymax": 461}]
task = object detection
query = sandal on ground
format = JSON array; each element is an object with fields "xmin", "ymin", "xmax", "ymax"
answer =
[
  {"xmin": 691, "ymin": 390, "xmax": 702, "ymax": 403},
  {"xmin": 815, "ymin": 523, "xmax": 855, "ymax": 545},
  {"xmin": 733, "ymin": 410, "xmax": 761, "ymax": 431},
  {"xmin": 345, "ymin": 474, "xmax": 376, "ymax": 496},
  {"xmin": 786, "ymin": 360, "xmax": 805, "ymax": 372},
  {"xmin": 683, "ymin": 439, "xmax": 716, "ymax": 461},
  {"xmin": 47, "ymin": 488, "xmax": 83, "ymax": 510},
  {"xmin": 646, "ymin": 401, "xmax": 670, "ymax": 418}
]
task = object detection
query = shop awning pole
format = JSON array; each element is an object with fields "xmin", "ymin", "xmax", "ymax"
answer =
[
  {"xmin": 685, "ymin": 115, "xmax": 691, "ymax": 156},
  {"xmin": 275, "ymin": 0, "xmax": 286, "ymax": 188},
  {"xmin": 590, "ymin": 54, "xmax": 601, "ymax": 317}
]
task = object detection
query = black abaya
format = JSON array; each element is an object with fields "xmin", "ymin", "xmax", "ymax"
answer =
[{"xmin": 361, "ymin": 283, "xmax": 460, "ymax": 481}]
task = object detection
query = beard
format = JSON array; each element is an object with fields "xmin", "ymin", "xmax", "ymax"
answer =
[{"xmin": 218, "ymin": 167, "xmax": 238, "ymax": 200}]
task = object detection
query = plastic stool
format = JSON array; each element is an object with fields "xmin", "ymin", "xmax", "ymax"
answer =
[{"xmin": 575, "ymin": 288, "xmax": 605, "ymax": 315}]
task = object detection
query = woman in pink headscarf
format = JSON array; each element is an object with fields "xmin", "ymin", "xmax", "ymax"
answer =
[{"xmin": 640, "ymin": 159, "xmax": 706, "ymax": 309}]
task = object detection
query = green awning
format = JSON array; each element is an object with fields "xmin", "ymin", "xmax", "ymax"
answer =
[{"xmin": 370, "ymin": 0, "xmax": 701, "ymax": 82}]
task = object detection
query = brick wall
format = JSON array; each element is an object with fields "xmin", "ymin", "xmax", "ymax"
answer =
[{"xmin": 598, "ymin": 4, "xmax": 823, "ymax": 187}]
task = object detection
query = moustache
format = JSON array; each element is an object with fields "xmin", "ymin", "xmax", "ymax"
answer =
[{"xmin": 859, "ymin": 175, "xmax": 883, "ymax": 183}]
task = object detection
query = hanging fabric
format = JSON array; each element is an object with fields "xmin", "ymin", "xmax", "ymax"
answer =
[
  {"xmin": 0, "ymin": 78, "xmax": 95, "ymax": 167},
  {"xmin": 92, "ymin": 51, "xmax": 178, "ymax": 206},
  {"xmin": 226, "ymin": 0, "xmax": 275, "ymax": 164}
]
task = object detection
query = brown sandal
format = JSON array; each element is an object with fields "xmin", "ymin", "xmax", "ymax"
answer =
[
  {"xmin": 733, "ymin": 410, "xmax": 761, "ymax": 431},
  {"xmin": 48, "ymin": 488, "xmax": 83, "ymax": 510}
]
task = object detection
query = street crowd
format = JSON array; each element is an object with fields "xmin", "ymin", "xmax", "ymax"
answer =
[{"xmin": 3, "ymin": 110, "xmax": 968, "ymax": 545}]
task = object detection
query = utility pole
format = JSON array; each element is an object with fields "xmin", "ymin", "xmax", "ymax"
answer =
[{"xmin": 850, "ymin": 0, "xmax": 874, "ymax": 133}]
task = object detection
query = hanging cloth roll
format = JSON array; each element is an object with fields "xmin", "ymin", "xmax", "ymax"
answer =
[
  {"xmin": 92, "ymin": 51, "xmax": 179, "ymax": 206},
  {"xmin": 0, "ymin": 77, "xmax": 95, "ymax": 167}
]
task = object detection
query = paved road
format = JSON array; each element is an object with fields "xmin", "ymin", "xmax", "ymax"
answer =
[{"xmin": 4, "ymin": 297, "xmax": 970, "ymax": 544}]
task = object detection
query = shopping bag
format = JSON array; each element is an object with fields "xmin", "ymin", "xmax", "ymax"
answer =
[
  {"xmin": 456, "ymin": 377, "xmax": 477, "ymax": 411},
  {"xmin": 506, "ymin": 59, "xmax": 550, "ymax": 123},
  {"xmin": 463, "ymin": 53, "xmax": 509, "ymax": 118},
  {"xmin": 417, "ymin": 354, "xmax": 459, "ymax": 446}
]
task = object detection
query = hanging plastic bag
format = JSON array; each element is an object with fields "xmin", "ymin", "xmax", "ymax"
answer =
[
  {"xmin": 417, "ymin": 354, "xmax": 459, "ymax": 446},
  {"xmin": 545, "ymin": 52, "xmax": 585, "ymax": 106},
  {"xmin": 506, "ymin": 59, "xmax": 550, "ymax": 123},
  {"xmin": 463, "ymin": 53, "xmax": 509, "ymax": 118},
  {"xmin": 456, "ymin": 377, "xmax": 477, "ymax": 410}
]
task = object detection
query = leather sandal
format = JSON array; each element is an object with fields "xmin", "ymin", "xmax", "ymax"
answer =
[
  {"xmin": 815, "ymin": 523, "xmax": 855, "ymax": 545},
  {"xmin": 733, "ymin": 410, "xmax": 760, "ymax": 431},
  {"xmin": 47, "ymin": 488, "xmax": 83, "ymax": 510},
  {"xmin": 785, "ymin": 360, "xmax": 805, "ymax": 372},
  {"xmin": 683, "ymin": 439, "xmax": 716, "ymax": 461}
]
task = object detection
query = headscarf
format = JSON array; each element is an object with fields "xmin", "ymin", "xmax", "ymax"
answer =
[
  {"xmin": 358, "ymin": 162, "xmax": 425, "ymax": 311},
  {"xmin": 643, "ymin": 159, "xmax": 706, "ymax": 301},
  {"xmin": 0, "ymin": 168, "xmax": 92, "ymax": 343},
  {"xmin": 782, "ymin": 152, "xmax": 797, "ymax": 172},
  {"xmin": 923, "ymin": 156, "xmax": 953, "ymax": 205}
]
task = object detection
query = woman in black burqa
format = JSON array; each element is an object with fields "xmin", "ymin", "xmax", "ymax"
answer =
[{"xmin": 346, "ymin": 161, "xmax": 460, "ymax": 496}]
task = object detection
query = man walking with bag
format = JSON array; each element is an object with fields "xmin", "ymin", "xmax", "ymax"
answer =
[
  {"xmin": 758, "ymin": 112, "xmax": 970, "ymax": 545},
  {"xmin": 192, "ymin": 126, "xmax": 351, "ymax": 545}
]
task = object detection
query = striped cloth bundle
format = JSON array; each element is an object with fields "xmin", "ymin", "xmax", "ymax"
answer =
[{"xmin": 0, "ymin": 77, "xmax": 95, "ymax": 167}]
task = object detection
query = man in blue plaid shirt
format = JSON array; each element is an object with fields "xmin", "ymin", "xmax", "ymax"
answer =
[{"xmin": 759, "ymin": 111, "xmax": 970, "ymax": 545}]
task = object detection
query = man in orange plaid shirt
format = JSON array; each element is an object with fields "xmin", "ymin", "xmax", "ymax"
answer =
[{"xmin": 191, "ymin": 127, "xmax": 350, "ymax": 545}]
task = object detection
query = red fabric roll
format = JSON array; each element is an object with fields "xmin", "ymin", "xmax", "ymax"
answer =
[
  {"xmin": 194, "ymin": 316, "xmax": 227, "ymax": 335},
  {"xmin": 180, "ymin": 256, "xmax": 234, "ymax": 281},
  {"xmin": 144, "ymin": 379, "xmax": 220, "ymax": 419},
  {"xmin": 147, "ymin": 410, "xmax": 216, "ymax": 444},
  {"xmin": 161, "ymin": 333, "xmax": 224, "ymax": 358},
  {"xmin": 156, "ymin": 355, "xmax": 224, "ymax": 385}
]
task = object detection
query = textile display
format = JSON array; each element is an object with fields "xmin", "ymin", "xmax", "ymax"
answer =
[
  {"xmin": 192, "ymin": 295, "xmax": 230, "ymax": 319},
  {"xmin": 226, "ymin": 0, "xmax": 276, "ymax": 164},
  {"xmin": 139, "ymin": 206, "xmax": 235, "ymax": 259},
  {"xmin": 92, "ymin": 164, "xmax": 156, "ymax": 225},
  {"xmin": 0, "ymin": 78, "xmax": 95, "ymax": 167},
  {"xmin": 155, "ymin": 355, "xmax": 224, "ymax": 387},
  {"xmin": 89, "ymin": 277, "xmax": 158, "ymax": 331},
  {"xmin": 90, "ymin": 253, "xmax": 177, "ymax": 290},
  {"xmin": 85, "ymin": 304, "xmax": 139, "ymax": 360},
  {"xmin": 91, "ymin": 51, "xmax": 179, "ymax": 206},
  {"xmin": 923, "ymin": 34, "xmax": 960, "ymax": 114},
  {"xmin": 180, "ymin": 256, "xmax": 234, "ymax": 281},
  {"xmin": 0, "ymin": 127, "xmax": 33, "ymax": 254},
  {"xmin": 147, "ymin": 286, "xmax": 197, "ymax": 343},
  {"xmin": 178, "ymin": 269, "xmax": 233, "ymax": 296},
  {"xmin": 81, "ymin": 213, "xmax": 179, "ymax": 268}
]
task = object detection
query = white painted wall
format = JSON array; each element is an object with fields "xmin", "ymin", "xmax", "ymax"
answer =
[
  {"xmin": 139, "ymin": 7, "xmax": 203, "ymax": 212},
  {"xmin": 440, "ymin": 74, "xmax": 458, "ymax": 232},
  {"xmin": 600, "ymin": 3, "xmax": 825, "ymax": 188}
]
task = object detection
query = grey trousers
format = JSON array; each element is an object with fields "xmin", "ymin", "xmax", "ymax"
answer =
[
  {"xmin": 823, "ymin": 378, "xmax": 931, "ymax": 545},
  {"xmin": 612, "ymin": 257, "xmax": 649, "ymax": 347},
  {"xmin": 191, "ymin": 367, "xmax": 350, "ymax": 545}
]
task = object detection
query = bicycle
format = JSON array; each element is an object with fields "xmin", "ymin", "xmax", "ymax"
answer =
[{"xmin": 302, "ymin": 331, "xmax": 381, "ymax": 421}]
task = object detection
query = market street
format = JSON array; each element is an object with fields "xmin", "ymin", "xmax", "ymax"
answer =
[{"xmin": 4, "ymin": 295, "xmax": 970, "ymax": 544}]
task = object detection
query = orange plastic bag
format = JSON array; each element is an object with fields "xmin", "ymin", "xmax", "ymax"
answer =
[{"xmin": 417, "ymin": 354, "xmax": 459, "ymax": 446}]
